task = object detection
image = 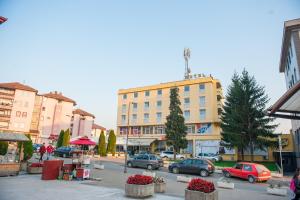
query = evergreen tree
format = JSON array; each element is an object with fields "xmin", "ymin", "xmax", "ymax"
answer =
[
  {"xmin": 0, "ymin": 141, "xmax": 8, "ymax": 155},
  {"xmin": 107, "ymin": 130, "xmax": 116, "ymax": 156},
  {"xmin": 221, "ymin": 69, "xmax": 277, "ymax": 161},
  {"xmin": 165, "ymin": 87, "xmax": 188, "ymax": 160},
  {"xmin": 62, "ymin": 129, "xmax": 70, "ymax": 147},
  {"xmin": 98, "ymin": 130, "xmax": 106, "ymax": 156},
  {"xmin": 18, "ymin": 134, "xmax": 33, "ymax": 161},
  {"xmin": 56, "ymin": 130, "xmax": 65, "ymax": 148}
]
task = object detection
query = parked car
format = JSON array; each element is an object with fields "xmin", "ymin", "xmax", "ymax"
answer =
[
  {"xmin": 160, "ymin": 151, "xmax": 185, "ymax": 160},
  {"xmin": 33, "ymin": 144, "xmax": 42, "ymax": 152},
  {"xmin": 168, "ymin": 158, "xmax": 215, "ymax": 177},
  {"xmin": 222, "ymin": 162, "xmax": 271, "ymax": 183},
  {"xmin": 127, "ymin": 154, "xmax": 163, "ymax": 170},
  {"xmin": 196, "ymin": 153, "xmax": 222, "ymax": 162},
  {"xmin": 54, "ymin": 147, "xmax": 78, "ymax": 158}
]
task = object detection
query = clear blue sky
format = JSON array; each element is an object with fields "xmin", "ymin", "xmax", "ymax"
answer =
[{"xmin": 0, "ymin": 1, "xmax": 299, "ymax": 131}]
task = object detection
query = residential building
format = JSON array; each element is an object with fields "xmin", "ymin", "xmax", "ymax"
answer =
[
  {"xmin": 71, "ymin": 108, "xmax": 95, "ymax": 138},
  {"xmin": 38, "ymin": 91, "xmax": 76, "ymax": 143},
  {"xmin": 0, "ymin": 82, "xmax": 38, "ymax": 138},
  {"xmin": 91, "ymin": 123, "xmax": 106, "ymax": 138},
  {"xmin": 117, "ymin": 75, "xmax": 223, "ymax": 156},
  {"xmin": 269, "ymin": 18, "xmax": 300, "ymax": 168}
]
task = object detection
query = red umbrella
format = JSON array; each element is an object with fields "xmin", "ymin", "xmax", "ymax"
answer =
[
  {"xmin": 0, "ymin": 16, "xmax": 7, "ymax": 24},
  {"xmin": 70, "ymin": 136, "xmax": 96, "ymax": 146}
]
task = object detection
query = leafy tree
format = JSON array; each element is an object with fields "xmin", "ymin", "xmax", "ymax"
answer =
[
  {"xmin": 62, "ymin": 129, "xmax": 70, "ymax": 147},
  {"xmin": 56, "ymin": 130, "xmax": 65, "ymax": 148},
  {"xmin": 107, "ymin": 130, "xmax": 116, "ymax": 156},
  {"xmin": 165, "ymin": 87, "xmax": 188, "ymax": 160},
  {"xmin": 98, "ymin": 130, "xmax": 106, "ymax": 156},
  {"xmin": 18, "ymin": 134, "xmax": 33, "ymax": 161},
  {"xmin": 0, "ymin": 141, "xmax": 8, "ymax": 155},
  {"xmin": 221, "ymin": 69, "xmax": 277, "ymax": 161}
]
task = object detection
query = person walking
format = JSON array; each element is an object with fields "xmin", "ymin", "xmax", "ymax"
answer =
[
  {"xmin": 39, "ymin": 143, "xmax": 46, "ymax": 162},
  {"xmin": 291, "ymin": 168, "xmax": 300, "ymax": 200},
  {"xmin": 46, "ymin": 144, "xmax": 54, "ymax": 160}
]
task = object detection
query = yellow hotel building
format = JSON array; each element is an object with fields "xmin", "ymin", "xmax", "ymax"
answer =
[{"xmin": 117, "ymin": 75, "xmax": 223, "ymax": 157}]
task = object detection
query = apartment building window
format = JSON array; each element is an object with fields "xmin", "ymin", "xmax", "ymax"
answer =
[
  {"xmin": 184, "ymin": 85, "xmax": 190, "ymax": 92},
  {"xmin": 123, "ymin": 94, "xmax": 127, "ymax": 100},
  {"xmin": 200, "ymin": 109, "xmax": 206, "ymax": 120},
  {"xmin": 16, "ymin": 111, "xmax": 21, "ymax": 117},
  {"xmin": 199, "ymin": 96, "xmax": 206, "ymax": 107},
  {"xmin": 156, "ymin": 112, "xmax": 162, "ymax": 123},
  {"xmin": 122, "ymin": 104, "xmax": 127, "ymax": 113},
  {"xmin": 145, "ymin": 91, "xmax": 150, "ymax": 97},
  {"xmin": 187, "ymin": 125, "xmax": 195, "ymax": 134},
  {"xmin": 22, "ymin": 112, "xmax": 27, "ymax": 118},
  {"xmin": 121, "ymin": 115, "xmax": 126, "ymax": 123},
  {"xmin": 184, "ymin": 110, "xmax": 190, "ymax": 121},
  {"xmin": 144, "ymin": 102, "xmax": 150, "ymax": 110},
  {"xmin": 144, "ymin": 113, "xmax": 149, "ymax": 123},
  {"xmin": 134, "ymin": 92, "xmax": 138, "ymax": 98},
  {"xmin": 143, "ymin": 126, "xmax": 153, "ymax": 134},
  {"xmin": 120, "ymin": 127, "xmax": 128, "ymax": 135},
  {"xmin": 132, "ymin": 114, "xmax": 137, "ymax": 123},
  {"xmin": 156, "ymin": 100, "xmax": 162, "ymax": 109},
  {"xmin": 199, "ymin": 84, "xmax": 205, "ymax": 92},
  {"xmin": 157, "ymin": 89, "xmax": 162, "ymax": 96},
  {"xmin": 155, "ymin": 126, "xmax": 165, "ymax": 134},
  {"xmin": 184, "ymin": 98, "xmax": 190, "ymax": 108},
  {"xmin": 132, "ymin": 103, "xmax": 138, "ymax": 112}
]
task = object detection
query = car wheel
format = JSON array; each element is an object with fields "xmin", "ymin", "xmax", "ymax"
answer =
[
  {"xmin": 172, "ymin": 167, "xmax": 179, "ymax": 174},
  {"xmin": 223, "ymin": 171, "xmax": 231, "ymax": 178},
  {"xmin": 200, "ymin": 170, "xmax": 209, "ymax": 177},
  {"xmin": 63, "ymin": 154, "xmax": 66, "ymax": 158},
  {"xmin": 127, "ymin": 162, "xmax": 133, "ymax": 167},
  {"xmin": 147, "ymin": 165, "xmax": 153, "ymax": 170},
  {"xmin": 248, "ymin": 175, "xmax": 255, "ymax": 183}
]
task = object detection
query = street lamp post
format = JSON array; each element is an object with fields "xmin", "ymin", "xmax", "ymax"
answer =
[
  {"xmin": 278, "ymin": 134, "xmax": 283, "ymax": 175},
  {"xmin": 124, "ymin": 102, "xmax": 132, "ymax": 173}
]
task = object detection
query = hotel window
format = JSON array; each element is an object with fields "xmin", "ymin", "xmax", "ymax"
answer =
[
  {"xmin": 132, "ymin": 114, "xmax": 137, "ymax": 123},
  {"xmin": 156, "ymin": 100, "xmax": 162, "ymax": 109},
  {"xmin": 132, "ymin": 103, "xmax": 138, "ymax": 111},
  {"xmin": 16, "ymin": 111, "xmax": 21, "ymax": 117},
  {"xmin": 144, "ymin": 102, "xmax": 150, "ymax": 110},
  {"xmin": 143, "ymin": 126, "xmax": 153, "ymax": 134},
  {"xmin": 122, "ymin": 104, "xmax": 126, "ymax": 113},
  {"xmin": 145, "ymin": 91, "xmax": 150, "ymax": 97},
  {"xmin": 155, "ymin": 126, "xmax": 165, "ymax": 134},
  {"xmin": 123, "ymin": 94, "xmax": 127, "ymax": 100},
  {"xmin": 144, "ymin": 113, "xmax": 149, "ymax": 123},
  {"xmin": 121, "ymin": 115, "xmax": 126, "ymax": 122},
  {"xmin": 184, "ymin": 98, "xmax": 190, "ymax": 108},
  {"xmin": 199, "ymin": 96, "xmax": 205, "ymax": 107},
  {"xmin": 184, "ymin": 110, "xmax": 190, "ymax": 121},
  {"xmin": 157, "ymin": 89, "xmax": 162, "ymax": 96},
  {"xmin": 120, "ymin": 127, "xmax": 128, "ymax": 135},
  {"xmin": 22, "ymin": 112, "xmax": 27, "ymax": 118},
  {"xmin": 184, "ymin": 85, "xmax": 190, "ymax": 92},
  {"xmin": 200, "ymin": 109, "xmax": 206, "ymax": 120},
  {"xmin": 156, "ymin": 112, "xmax": 162, "ymax": 123},
  {"xmin": 199, "ymin": 84, "xmax": 205, "ymax": 92},
  {"xmin": 187, "ymin": 125, "xmax": 195, "ymax": 134},
  {"xmin": 134, "ymin": 92, "xmax": 138, "ymax": 98}
]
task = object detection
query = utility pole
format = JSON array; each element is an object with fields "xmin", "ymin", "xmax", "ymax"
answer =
[
  {"xmin": 124, "ymin": 102, "xmax": 132, "ymax": 173},
  {"xmin": 184, "ymin": 48, "xmax": 191, "ymax": 79}
]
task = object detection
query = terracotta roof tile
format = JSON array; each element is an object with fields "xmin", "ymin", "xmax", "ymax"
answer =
[
  {"xmin": 73, "ymin": 108, "xmax": 95, "ymax": 118},
  {"xmin": 92, "ymin": 123, "xmax": 106, "ymax": 130},
  {"xmin": 0, "ymin": 82, "xmax": 38, "ymax": 93},
  {"xmin": 43, "ymin": 92, "xmax": 76, "ymax": 105}
]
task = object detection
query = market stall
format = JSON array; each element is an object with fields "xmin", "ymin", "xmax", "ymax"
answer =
[{"xmin": 0, "ymin": 132, "xmax": 29, "ymax": 176}]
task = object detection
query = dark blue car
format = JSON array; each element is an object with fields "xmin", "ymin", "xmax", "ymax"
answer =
[{"xmin": 54, "ymin": 147, "xmax": 77, "ymax": 158}]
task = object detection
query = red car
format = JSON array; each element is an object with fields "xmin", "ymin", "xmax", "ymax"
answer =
[{"xmin": 222, "ymin": 162, "xmax": 271, "ymax": 183}]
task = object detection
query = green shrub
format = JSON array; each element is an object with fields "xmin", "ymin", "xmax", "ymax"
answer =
[
  {"xmin": 0, "ymin": 141, "xmax": 8, "ymax": 155},
  {"xmin": 98, "ymin": 131, "xmax": 106, "ymax": 156},
  {"xmin": 63, "ymin": 129, "xmax": 70, "ymax": 147},
  {"xmin": 18, "ymin": 134, "xmax": 33, "ymax": 161},
  {"xmin": 106, "ymin": 130, "xmax": 116, "ymax": 156},
  {"xmin": 56, "ymin": 130, "xmax": 65, "ymax": 148}
]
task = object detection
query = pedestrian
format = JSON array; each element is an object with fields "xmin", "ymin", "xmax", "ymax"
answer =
[
  {"xmin": 291, "ymin": 168, "xmax": 300, "ymax": 200},
  {"xmin": 39, "ymin": 143, "xmax": 46, "ymax": 162},
  {"xmin": 46, "ymin": 144, "xmax": 54, "ymax": 160}
]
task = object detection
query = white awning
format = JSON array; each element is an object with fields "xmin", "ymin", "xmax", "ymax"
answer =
[
  {"xmin": 117, "ymin": 137, "xmax": 156, "ymax": 146},
  {"xmin": 0, "ymin": 132, "xmax": 30, "ymax": 142}
]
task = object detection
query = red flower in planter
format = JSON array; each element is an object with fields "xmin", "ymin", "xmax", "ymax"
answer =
[
  {"xmin": 29, "ymin": 163, "xmax": 43, "ymax": 168},
  {"xmin": 127, "ymin": 175, "xmax": 153, "ymax": 185},
  {"xmin": 187, "ymin": 178, "xmax": 215, "ymax": 193}
]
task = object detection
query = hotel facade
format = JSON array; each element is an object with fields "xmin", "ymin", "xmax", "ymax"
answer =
[{"xmin": 117, "ymin": 75, "xmax": 223, "ymax": 157}]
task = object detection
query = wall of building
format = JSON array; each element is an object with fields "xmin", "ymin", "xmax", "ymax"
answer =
[{"xmin": 71, "ymin": 114, "xmax": 94, "ymax": 137}]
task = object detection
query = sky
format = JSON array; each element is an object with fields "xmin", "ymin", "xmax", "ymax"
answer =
[{"xmin": 0, "ymin": 1, "xmax": 299, "ymax": 132}]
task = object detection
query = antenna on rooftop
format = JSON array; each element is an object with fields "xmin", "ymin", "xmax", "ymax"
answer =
[{"xmin": 184, "ymin": 48, "xmax": 191, "ymax": 79}]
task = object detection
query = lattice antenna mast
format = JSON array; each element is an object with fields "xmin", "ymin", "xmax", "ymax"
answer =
[{"xmin": 184, "ymin": 48, "xmax": 191, "ymax": 79}]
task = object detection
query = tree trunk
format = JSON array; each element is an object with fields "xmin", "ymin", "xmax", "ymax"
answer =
[
  {"xmin": 173, "ymin": 147, "xmax": 177, "ymax": 160},
  {"xmin": 250, "ymin": 140, "xmax": 254, "ymax": 162},
  {"xmin": 241, "ymin": 148, "xmax": 244, "ymax": 161}
]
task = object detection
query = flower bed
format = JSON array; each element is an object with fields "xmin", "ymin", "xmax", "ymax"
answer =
[
  {"xmin": 125, "ymin": 175, "xmax": 154, "ymax": 198},
  {"xmin": 185, "ymin": 178, "xmax": 218, "ymax": 200}
]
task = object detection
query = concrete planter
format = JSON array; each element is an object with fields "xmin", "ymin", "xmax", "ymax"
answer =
[
  {"xmin": 20, "ymin": 162, "xmax": 28, "ymax": 171},
  {"xmin": 0, "ymin": 163, "xmax": 20, "ymax": 176},
  {"xmin": 185, "ymin": 189, "xmax": 218, "ymax": 200},
  {"xmin": 177, "ymin": 175, "xmax": 192, "ymax": 183},
  {"xmin": 217, "ymin": 181, "xmax": 234, "ymax": 189},
  {"xmin": 142, "ymin": 171, "xmax": 156, "ymax": 177},
  {"xmin": 267, "ymin": 187, "xmax": 287, "ymax": 196},
  {"xmin": 27, "ymin": 166, "xmax": 43, "ymax": 174},
  {"xmin": 154, "ymin": 182, "xmax": 166, "ymax": 193},
  {"xmin": 125, "ymin": 183, "xmax": 154, "ymax": 198}
]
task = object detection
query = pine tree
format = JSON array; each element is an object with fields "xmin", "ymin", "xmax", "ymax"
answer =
[
  {"xmin": 63, "ymin": 129, "xmax": 70, "ymax": 147},
  {"xmin": 165, "ymin": 87, "xmax": 188, "ymax": 160},
  {"xmin": 98, "ymin": 130, "xmax": 106, "ymax": 156},
  {"xmin": 0, "ymin": 141, "xmax": 8, "ymax": 155},
  {"xmin": 56, "ymin": 130, "xmax": 65, "ymax": 148},
  {"xmin": 221, "ymin": 69, "xmax": 277, "ymax": 161},
  {"xmin": 107, "ymin": 130, "xmax": 116, "ymax": 156}
]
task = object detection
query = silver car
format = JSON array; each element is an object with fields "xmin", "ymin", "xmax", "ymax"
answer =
[{"xmin": 127, "ymin": 154, "xmax": 163, "ymax": 170}]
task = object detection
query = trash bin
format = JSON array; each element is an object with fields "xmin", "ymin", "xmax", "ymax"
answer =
[{"xmin": 42, "ymin": 160, "xmax": 64, "ymax": 180}]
